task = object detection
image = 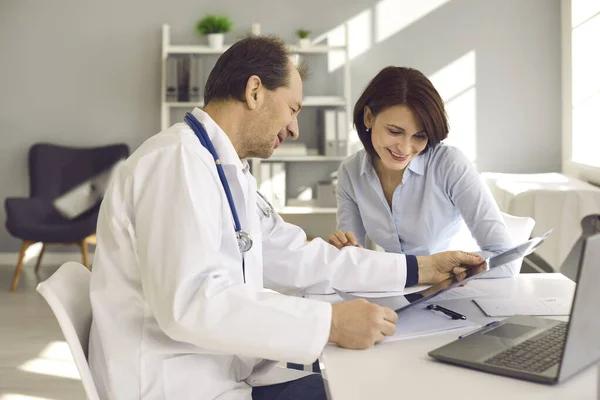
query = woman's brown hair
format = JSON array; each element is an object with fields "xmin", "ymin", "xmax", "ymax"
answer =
[{"xmin": 354, "ymin": 66, "xmax": 449, "ymax": 156}]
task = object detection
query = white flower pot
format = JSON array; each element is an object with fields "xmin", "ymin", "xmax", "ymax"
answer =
[
  {"xmin": 298, "ymin": 38, "xmax": 311, "ymax": 48},
  {"xmin": 207, "ymin": 33, "xmax": 225, "ymax": 49}
]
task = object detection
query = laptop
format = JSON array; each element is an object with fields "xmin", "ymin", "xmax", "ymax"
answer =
[
  {"xmin": 334, "ymin": 230, "xmax": 552, "ymax": 313},
  {"xmin": 428, "ymin": 233, "xmax": 600, "ymax": 384}
]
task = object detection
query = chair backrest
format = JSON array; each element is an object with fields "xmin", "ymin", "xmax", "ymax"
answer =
[
  {"xmin": 449, "ymin": 212, "xmax": 536, "ymax": 252},
  {"xmin": 37, "ymin": 261, "xmax": 100, "ymax": 400},
  {"xmin": 560, "ymin": 214, "xmax": 600, "ymax": 280},
  {"xmin": 501, "ymin": 212, "xmax": 536, "ymax": 244},
  {"xmin": 29, "ymin": 143, "xmax": 129, "ymax": 199}
]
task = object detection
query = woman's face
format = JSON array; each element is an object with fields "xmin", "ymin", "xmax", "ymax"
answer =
[{"xmin": 365, "ymin": 105, "xmax": 429, "ymax": 172}]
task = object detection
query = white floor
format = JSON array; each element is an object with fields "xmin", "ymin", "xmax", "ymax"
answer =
[{"xmin": 0, "ymin": 262, "xmax": 84, "ymax": 400}]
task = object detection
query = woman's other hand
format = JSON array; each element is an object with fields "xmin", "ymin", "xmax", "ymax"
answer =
[{"xmin": 328, "ymin": 230, "xmax": 363, "ymax": 249}]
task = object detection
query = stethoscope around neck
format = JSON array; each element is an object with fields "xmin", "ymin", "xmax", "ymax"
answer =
[{"xmin": 184, "ymin": 113, "xmax": 253, "ymax": 279}]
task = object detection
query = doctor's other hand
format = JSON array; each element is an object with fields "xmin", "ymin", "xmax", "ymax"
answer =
[
  {"xmin": 416, "ymin": 251, "xmax": 484, "ymax": 284},
  {"xmin": 328, "ymin": 299, "xmax": 397, "ymax": 349},
  {"xmin": 328, "ymin": 230, "xmax": 363, "ymax": 249}
]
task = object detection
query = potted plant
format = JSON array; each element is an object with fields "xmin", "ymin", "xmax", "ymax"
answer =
[
  {"xmin": 296, "ymin": 29, "xmax": 311, "ymax": 48},
  {"xmin": 196, "ymin": 15, "xmax": 233, "ymax": 49}
]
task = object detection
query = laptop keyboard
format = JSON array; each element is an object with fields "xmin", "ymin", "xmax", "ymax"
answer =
[{"xmin": 484, "ymin": 322, "xmax": 567, "ymax": 373}]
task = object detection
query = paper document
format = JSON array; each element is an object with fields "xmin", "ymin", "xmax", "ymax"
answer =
[
  {"xmin": 474, "ymin": 297, "xmax": 572, "ymax": 317},
  {"xmin": 426, "ymin": 285, "xmax": 487, "ymax": 302},
  {"xmin": 386, "ymin": 306, "xmax": 479, "ymax": 342}
]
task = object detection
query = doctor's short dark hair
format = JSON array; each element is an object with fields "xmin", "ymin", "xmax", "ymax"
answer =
[
  {"xmin": 204, "ymin": 35, "xmax": 308, "ymax": 105},
  {"xmin": 354, "ymin": 66, "xmax": 449, "ymax": 156}
]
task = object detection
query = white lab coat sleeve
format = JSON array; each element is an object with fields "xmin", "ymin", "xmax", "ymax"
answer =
[
  {"xmin": 260, "ymin": 214, "xmax": 409, "ymax": 295},
  {"xmin": 133, "ymin": 143, "xmax": 331, "ymax": 364}
]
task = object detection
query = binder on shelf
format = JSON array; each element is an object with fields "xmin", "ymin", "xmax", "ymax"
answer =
[
  {"xmin": 336, "ymin": 110, "xmax": 348, "ymax": 157},
  {"xmin": 259, "ymin": 162, "xmax": 273, "ymax": 204},
  {"xmin": 189, "ymin": 56, "xmax": 202, "ymax": 102},
  {"xmin": 166, "ymin": 56, "xmax": 178, "ymax": 102},
  {"xmin": 259, "ymin": 162, "xmax": 286, "ymax": 210},
  {"xmin": 270, "ymin": 162, "xmax": 286, "ymax": 210},
  {"xmin": 177, "ymin": 56, "xmax": 191, "ymax": 102},
  {"xmin": 324, "ymin": 109, "xmax": 337, "ymax": 156}
]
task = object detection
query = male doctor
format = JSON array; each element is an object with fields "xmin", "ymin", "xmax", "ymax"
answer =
[{"xmin": 88, "ymin": 35, "xmax": 484, "ymax": 400}]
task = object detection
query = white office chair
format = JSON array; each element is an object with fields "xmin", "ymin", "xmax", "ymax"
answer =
[
  {"xmin": 451, "ymin": 212, "xmax": 535, "ymax": 249},
  {"xmin": 501, "ymin": 212, "xmax": 536, "ymax": 244},
  {"xmin": 449, "ymin": 212, "xmax": 535, "ymax": 274},
  {"xmin": 37, "ymin": 261, "xmax": 100, "ymax": 400}
]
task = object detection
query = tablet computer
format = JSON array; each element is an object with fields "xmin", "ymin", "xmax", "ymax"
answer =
[{"xmin": 334, "ymin": 230, "xmax": 552, "ymax": 313}]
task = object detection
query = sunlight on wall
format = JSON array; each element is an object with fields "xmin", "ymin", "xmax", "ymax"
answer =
[
  {"xmin": 429, "ymin": 51, "xmax": 476, "ymax": 164},
  {"xmin": 18, "ymin": 341, "xmax": 80, "ymax": 380},
  {"xmin": 320, "ymin": 0, "xmax": 450, "ymax": 72},
  {"xmin": 319, "ymin": 9, "xmax": 372, "ymax": 72},
  {"xmin": 571, "ymin": 0, "xmax": 600, "ymax": 167},
  {"xmin": 375, "ymin": 0, "xmax": 451, "ymax": 43}
]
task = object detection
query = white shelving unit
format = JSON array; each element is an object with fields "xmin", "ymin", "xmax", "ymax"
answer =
[{"xmin": 160, "ymin": 24, "xmax": 351, "ymax": 218}]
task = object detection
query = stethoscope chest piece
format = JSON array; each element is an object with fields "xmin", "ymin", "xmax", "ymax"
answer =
[{"xmin": 237, "ymin": 230, "xmax": 253, "ymax": 253}]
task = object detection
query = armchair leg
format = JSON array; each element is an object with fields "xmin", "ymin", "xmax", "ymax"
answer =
[
  {"xmin": 34, "ymin": 243, "xmax": 47, "ymax": 274},
  {"xmin": 11, "ymin": 240, "xmax": 35, "ymax": 292},
  {"xmin": 80, "ymin": 239, "xmax": 90, "ymax": 270}
]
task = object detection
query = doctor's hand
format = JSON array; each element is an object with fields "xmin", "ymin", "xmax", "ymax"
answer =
[
  {"xmin": 416, "ymin": 251, "xmax": 484, "ymax": 284},
  {"xmin": 328, "ymin": 299, "xmax": 397, "ymax": 349},
  {"xmin": 328, "ymin": 230, "xmax": 363, "ymax": 249}
]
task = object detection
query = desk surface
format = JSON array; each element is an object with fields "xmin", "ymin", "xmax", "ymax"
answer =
[{"xmin": 318, "ymin": 274, "xmax": 599, "ymax": 400}]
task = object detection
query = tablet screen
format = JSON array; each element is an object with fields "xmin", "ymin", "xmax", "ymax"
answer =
[{"xmin": 334, "ymin": 230, "xmax": 551, "ymax": 313}]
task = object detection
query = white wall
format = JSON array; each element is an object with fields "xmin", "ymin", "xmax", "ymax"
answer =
[{"xmin": 0, "ymin": 0, "xmax": 561, "ymax": 251}]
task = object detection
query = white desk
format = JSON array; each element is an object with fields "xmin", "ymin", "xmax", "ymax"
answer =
[
  {"xmin": 481, "ymin": 172, "xmax": 600, "ymax": 271},
  {"xmin": 316, "ymin": 274, "xmax": 599, "ymax": 400}
]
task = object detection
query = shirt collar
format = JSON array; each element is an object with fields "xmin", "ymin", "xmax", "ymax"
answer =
[
  {"xmin": 190, "ymin": 107, "xmax": 244, "ymax": 171},
  {"xmin": 407, "ymin": 152, "xmax": 425, "ymax": 176},
  {"xmin": 359, "ymin": 150, "xmax": 426, "ymax": 177}
]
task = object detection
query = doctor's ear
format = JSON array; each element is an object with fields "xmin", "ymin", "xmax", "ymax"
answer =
[{"xmin": 244, "ymin": 75, "xmax": 263, "ymax": 110}]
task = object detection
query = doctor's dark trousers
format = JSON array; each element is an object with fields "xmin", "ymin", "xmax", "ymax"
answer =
[{"xmin": 251, "ymin": 374, "xmax": 327, "ymax": 400}]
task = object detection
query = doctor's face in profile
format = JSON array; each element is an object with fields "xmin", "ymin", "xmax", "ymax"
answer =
[
  {"xmin": 246, "ymin": 63, "xmax": 303, "ymax": 159},
  {"xmin": 366, "ymin": 104, "xmax": 429, "ymax": 172}
]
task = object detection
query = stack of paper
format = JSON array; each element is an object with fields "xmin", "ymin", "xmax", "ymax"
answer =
[
  {"xmin": 474, "ymin": 297, "xmax": 572, "ymax": 317},
  {"xmin": 387, "ymin": 306, "xmax": 479, "ymax": 342}
]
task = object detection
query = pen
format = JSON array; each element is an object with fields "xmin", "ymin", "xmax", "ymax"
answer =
[
  {"xmin": 426, "ymin": 304, "xmax": 467, "ymax": 320},
  {"xmin": 458, "ymin": 320, "xmax": 501, "ymax": 339}
]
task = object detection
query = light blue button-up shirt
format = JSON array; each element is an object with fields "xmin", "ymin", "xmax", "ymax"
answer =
[{"xmin": 336, "ymin": 144, "xmax": 517, "ymax": 277}]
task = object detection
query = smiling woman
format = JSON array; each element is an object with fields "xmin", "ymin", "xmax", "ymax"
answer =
[{"xmin": 328, "ymin": 66, "xmax": 519, "ymax": 279}]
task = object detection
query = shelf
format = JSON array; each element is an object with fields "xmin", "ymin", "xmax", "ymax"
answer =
[
  {"xmin": 302, "ymin": 96, "xmax": 346, "ymax": 107},
  {"xmin": 288, "ymin": 45, "xmax": 347, "ymax": 53},
  {"xmin": 265, "ymin": 155, "xmax": 346, "ymax": 162},
  {"xmin": 166, "ymin": 101, "xmax": 203, "ymax": 108},
  {"xmin": 277, "ymin": 206, "xmax": 337, "ymax": 215},
  {"xmin": 166, "ymin": 96, "xmax": 345, "ymax": 108},
  {"xmin": 167, "ymin": 44, "xmax": 346, "ymax": 55},
  {"xmin": 168, "ymin": 45, "xmax": 231, "ymax": 54}
]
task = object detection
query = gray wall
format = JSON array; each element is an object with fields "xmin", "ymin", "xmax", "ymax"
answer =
[{"xmin": 0, "ymin": 0, "xmax": 561, "ymax": 252}]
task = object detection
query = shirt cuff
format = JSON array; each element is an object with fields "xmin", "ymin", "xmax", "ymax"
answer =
[{"xmin": 405, "ymin": 255, "xmax": 419, "ymax": 287}]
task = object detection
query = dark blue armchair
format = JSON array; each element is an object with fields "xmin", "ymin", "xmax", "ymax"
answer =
[{"xmin": 5, "ymin": 143, "xmax": 129, "ymax": 291}]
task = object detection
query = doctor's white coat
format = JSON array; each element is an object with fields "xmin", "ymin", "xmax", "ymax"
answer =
[{"xmin": 88, "ymin": 108, "xmax": 411, "ymax": 399}]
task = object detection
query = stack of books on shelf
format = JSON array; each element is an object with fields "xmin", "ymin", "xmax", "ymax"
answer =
[{"xmin": 273, "ymin": 143, "xmax": 308, "ymax": 157}]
